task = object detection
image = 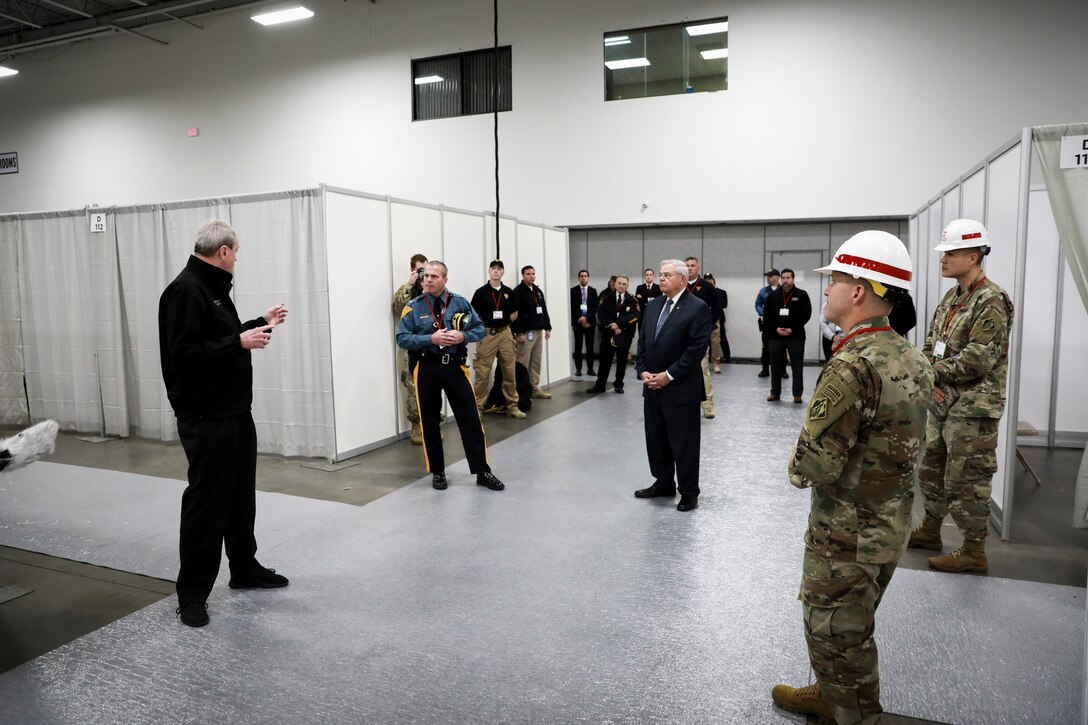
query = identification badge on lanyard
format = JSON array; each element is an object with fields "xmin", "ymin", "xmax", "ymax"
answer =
[
  {"xmin": 779, "ymin": 308, "xmax": 790, "ymax": 317},
  {"xmin": 492, "ymin": 311, "xmax": 503, "ymax": 320},
  {"xmin": 536, "ymin": 306, "xmax": 543, "ymax": 314},
  {"xmin": 934, "ymin": 341, "xmax": 947, "ymax": 359},
  {"xmin": 580, "ymin": 304, "xmax": 588, "ymax": 313}
]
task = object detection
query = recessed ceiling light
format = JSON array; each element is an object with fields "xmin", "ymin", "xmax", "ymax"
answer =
[
  {"xmin": 604, "ymin": 36, "xmax": 630, "ymax": 46},
  {"xmin": 0, "ymin": 66, "xmax": 18, "ymax": 78},
  {"xmin": 414, "ymin": 75, "xmax": 444, "ymax": 85},
  {"xmin": 686, "ymin": 21, "xmax": 728, "ymax": 36},
  {"xmin": 251, "ymin": 5, "xmax": 314, "ymax": 25},
  {"xmin": 700, "ymin": 48, "xmax": 729, "ymax": 60},
  {"xmin": 605, "ymin": 57, "xmax": 651, "ymax": 70}
]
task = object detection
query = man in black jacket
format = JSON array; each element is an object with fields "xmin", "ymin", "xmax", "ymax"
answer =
[
  {"xmin": 762, "ymin": 268, "xmax": 812, "ymax": 404},
  {"xmin": 635, "ymin": 259, "xmax": 711, "ymax": 512},
  {"xmin": 512, "ymin": 265, "xmax": 553, "ymax": 399},
  {"xmin": 587, "ymin": 274, "xmax": 640, "ymax": 394},
  {"xmin": 684, "ymin": 257, "xmax": 721, "ymax": 419},
  {"xmin": 569, "ymin": 270, "xmax": 598, "ymax": 377},
  {"xmin": 158, "ymin": 219, "xmax": 289, "ymax": 628},
  {"xmin": 634, "ymin": 268, "xmax": 661, "ymax": 330}
]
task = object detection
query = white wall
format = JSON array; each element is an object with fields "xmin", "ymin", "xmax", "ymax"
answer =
[{"xmin": 2, "ymin": 0, "xmax": 1087, "ymax": 225}]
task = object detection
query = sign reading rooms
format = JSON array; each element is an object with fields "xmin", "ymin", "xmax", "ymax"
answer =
[{"xmin": 0, "ymin": 152, "xmax": 17, "ymax": 175}]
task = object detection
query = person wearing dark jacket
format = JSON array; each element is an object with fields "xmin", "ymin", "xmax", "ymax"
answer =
[
  {"xmin": 570, "ymin": 270, "xmax": 598, "ymax": 377},
  {"xmin": 762, "ymin": 268, "xmax": 812, "ymax": 404},
  {"xmin": 634, "ymin": 268, "xmax": 662, "ymax": 331},
  {"xmin": 587, "ymin": 275, "xmax": 640, "ymax": 394},
  {"xmin": 889, "ymin": 292, "xmax": 916, "ymax": 337},
  {"xmin": 685, "ymin": 257, "xmax": 721, "ymax": 419},
  {"xmin": 511, "ymin": 265, "xmax": 553, "ymax": 399},
  {"xmin": 158, "ymin": 219, "xmax": 289, "ymax": 628}
]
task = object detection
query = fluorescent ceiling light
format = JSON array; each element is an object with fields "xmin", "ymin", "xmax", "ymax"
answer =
[
  {"xmin": 605, "ymin": 57, "xmax": 651, "ymax": 70},
  {"xmin": 604, "ymin": 36, "xmax": 630, "ymax": 46},
  {"xmin": 251, "ymin": 5, "xmax": 314, "ymax": 25},
  {"xmin": 0, "ymin": 66, "xmax": 18, "ymax": 78},
  {"xmin": 700, "ymin": 48, "xmax": 729, "ymax": 60},
  {"xmin": 686, "ymin": 20, "xmax": 728, "ymax": 36},
  {"xmin": 414, "ymin": 75, "xmax": 444, "ymax": 85}
]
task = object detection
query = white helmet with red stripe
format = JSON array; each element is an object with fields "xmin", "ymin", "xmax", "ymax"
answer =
[
  {"xmin": 815, "ymin": 230, "xmax": 913, "ymax": 299},
  {"xmin": 935, "ymin": 218, "xmax": 990, "ymax": 253}
]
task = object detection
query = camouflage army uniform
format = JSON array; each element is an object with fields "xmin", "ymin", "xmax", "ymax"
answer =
[
  {"xmin": 789, "ymin": 317, "xmax": 932, "ymax": 725},
  {"xmin": 919, "ymin": 273, "xmax": 1012, "ymax": 542}
]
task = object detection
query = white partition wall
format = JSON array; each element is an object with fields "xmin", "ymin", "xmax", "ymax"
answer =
[{"xmin": 910, "ymin": 127, "xmax": 1088, "ymax": 538}]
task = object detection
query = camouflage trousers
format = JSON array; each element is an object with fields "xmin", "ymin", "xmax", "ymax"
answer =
[
  {"xmin": 801, "ymin": 551, "xmax": 897, "ymax": 725},
  {"xmin": 398, "ymin": 352, "xmax": 444, "ymax": 424},
  {"xmin": 919, "ymin": 415, "xmax": 999, "ymax": 542}
]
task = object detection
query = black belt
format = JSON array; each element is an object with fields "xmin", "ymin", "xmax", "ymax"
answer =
[
  {"xmin": 418, "ymin": 349, "xmax": 467, "ymax": 366},
  {"xmin": 487, "ymin": 326, "xmax": 509, "ymax": 335}
]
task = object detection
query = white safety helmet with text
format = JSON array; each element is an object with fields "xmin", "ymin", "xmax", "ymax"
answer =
[
  {"xmin": 935, "ymin": 218, "xmax": 990, "ymax": 254},
  {"xmin": 814, "ymin": 230, "xmax": 913, "ymax": 302}
]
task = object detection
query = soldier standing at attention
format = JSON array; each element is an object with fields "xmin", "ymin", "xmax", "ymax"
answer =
[
  {"xmin": 772, "ymin": 231, "xmax": 932, "ymax": 725},
  {"xmin": 908, "ymin": 219, "xmax": 1013, "ymax": 573},
  {"xmin": 397, "ymin": 261, "xmax": 505, "ymax": 492}
]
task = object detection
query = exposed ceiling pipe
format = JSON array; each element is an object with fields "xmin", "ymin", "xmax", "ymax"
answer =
[
  {"xmin": 39, "ymin": 0, "xmax": 95, "ymax": 19},
  {"xmin": 0, "ymin": 11, "xmax": 41, "ymax": 29}
]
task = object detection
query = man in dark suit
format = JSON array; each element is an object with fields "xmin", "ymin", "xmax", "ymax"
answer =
[
  {"xmin": 569, "ymin": 270, "xmax": 598, "ymax": 377},
  {"xmin": 587, "ymin": 274, "xmax": 640, "ymax": 394},
  {"xmin": 634, "ymin": 259, "xmax": 711, "ymax": 512},
  {"xmin": 763, "ymin": 268, "xmax": 812, "ymax": 404},
  {"xmin": 634, "ymin": 268, "xmax": 661, "ymax": 330}
]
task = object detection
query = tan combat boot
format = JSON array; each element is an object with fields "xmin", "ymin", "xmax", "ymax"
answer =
[
  {"xmin": 771, "ymin": 682, "xmax": 836, "ymax": 723},
  {"xmin": 410, "ymin": 422, "xmax": 423, "ymax": 445},
  {"xmin": 928, "ymin": 539, "xmax": 988, "ymax": 573},
  {"xmin": 907, "ymin": 516, "xmax": 943, "ymax": 550}
]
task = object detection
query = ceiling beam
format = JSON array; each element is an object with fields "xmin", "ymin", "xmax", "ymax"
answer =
[{"xmin": 39, "ymin": 0, "xmax": 94, "ymax": 19}]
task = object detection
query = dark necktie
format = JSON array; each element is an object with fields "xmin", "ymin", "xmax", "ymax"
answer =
[{"xmin": 655, "ymin": 298, "xmax": 673, "ymax": 336}]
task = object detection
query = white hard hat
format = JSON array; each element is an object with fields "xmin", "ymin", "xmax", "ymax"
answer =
[
  {"xmin": 814, "ymin": 230, "xmax": 913, "ymax": 295},
  {"xmin": 935, "ymin": 218, "xmax": 990, "ymax": 252}
]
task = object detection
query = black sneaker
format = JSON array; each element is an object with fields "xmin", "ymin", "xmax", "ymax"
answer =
[
  {"xmin": 477, "ymin": 472, "xmax": 505, "ymax": 490},
  {"xmin": 176, "ymin": 601, "xmax": 209, "ymax": 627},
  {"xmin": 432, "ymin": 472, "xmax": 447, "ymax": 490},
  {"xmin": 757, "ymin": 370, "xmax": 769, "ymax": 378},
  {"xmin": 229, "ymin": 566, "xmax": 289, "ymax": 590}
]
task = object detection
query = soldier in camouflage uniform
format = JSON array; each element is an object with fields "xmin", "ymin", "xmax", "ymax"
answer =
[
  {"xmin": 392, "ymin": 253, "xmax": 442, "ymax": 444},
  {"xmin": 772, "ymin": 231, "xmax": 932, "ymax": 725},
  {"xmin": 908, "ymin": 219, "xmax": 1013, "ymax": 574}
]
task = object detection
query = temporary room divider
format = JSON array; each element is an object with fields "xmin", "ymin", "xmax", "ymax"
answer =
[{"xmin": 0, "ymin": 186, "xmax": 570, "ymax": 462}]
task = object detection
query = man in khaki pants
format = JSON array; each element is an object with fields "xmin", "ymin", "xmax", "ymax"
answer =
[
  {"xmin": 470, "ymin": 260, "xmax": 526, "ymax": 419},
  {"xmin": 512, "ymin": 265, "xmax": 553, "ymax": 399}
]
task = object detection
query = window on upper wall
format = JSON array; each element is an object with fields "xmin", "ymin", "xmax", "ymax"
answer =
[
  {"xmin": 603, "ymin": 18, "xmax": 728, "ymax": 101},
  {"xmin": 412, "ymin": 46, "xmax": 513, "ymax": 121}
]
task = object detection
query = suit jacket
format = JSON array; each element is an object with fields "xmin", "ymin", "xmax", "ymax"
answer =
[
  {"xmin": 635, "ymin": 292, "xmax": 711, "ymax": 405},
  {"xmin": 570, "ymin": 285, "xmax": 598, "ymax": 327},
  {"xmin": 596, "ymin": 291, "xmax": 640, "ymax": 348}
]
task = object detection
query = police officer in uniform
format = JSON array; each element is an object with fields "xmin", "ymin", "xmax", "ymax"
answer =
[
  {"xmin": 392, "ymin": 253, "xmax": 442, "ymax": 444},
  {"xmin": 772, "ymin": 231, "xmax": 932, "ymax": 725},
  {"xmin": 908, "ymin": 219, "xmax": 1013, "ymax": 573},
  {"xmin": 470, "ymin": 260, "xmax": 525, "ymax": 419},
  {"xmin": 397, "ymin": 261, "xmax": 505, "ymax": 491},
  {"xmin": 586, "ymin": 274, "xmax": 640, "ymax": 394}
]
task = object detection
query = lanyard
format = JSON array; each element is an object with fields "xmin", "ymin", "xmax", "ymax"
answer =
[
  {"xmin": 531, "ymin": 287, "xmax": 541, "ymax": 307},
  {"xmin": 781, "ymin": 286, "xmax": 795, "ymax": 307},
  {"xmin": 833, "ymin": 326, "xmax": 892, "ymax": 355},
  {"xmin": 943, "ymin": 275, "xmax": 986, "ymax": 334},
  {"xmin": 423, "ymin": 291, "xmax": 448, "ymax": 330},
  {"xmin": 490, "ymin": 286, "xmax": 504, "ymax": 310}
]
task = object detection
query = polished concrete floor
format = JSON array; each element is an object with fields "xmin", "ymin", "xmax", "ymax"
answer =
[{"xmin": 0, "ymin": 363, "xmax": 1084, "ymax": 724}]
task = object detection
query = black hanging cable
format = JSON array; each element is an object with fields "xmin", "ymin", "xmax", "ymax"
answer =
[{"xmin": 493, "ymin": 0, "xmax": 500, "ymax": 259}]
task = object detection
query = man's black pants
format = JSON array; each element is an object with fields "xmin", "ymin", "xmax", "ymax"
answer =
[
  {"xmin": 572, "ymin": 325, "xmax": 595, "ymax": 372},
  {"xmin": 415, "ymin": 357, "xmax": 490, "ymax": 475},
  {"xmin": 176, "ymin": 414, "xmax": 260, "ymax": 605},
  {"xmin": 594, "ymin": 335, "xmax": 631, "ymax": 390},
  {"xmin": 643, "ymin": 395, "xmax": 701, "ymax": 499},
  {"xmin": 770, "ymin": 338, "xmax": 806, "ymax": 397}
]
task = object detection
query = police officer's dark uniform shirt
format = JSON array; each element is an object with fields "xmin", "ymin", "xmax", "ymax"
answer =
[
  {"xmin": 470, "ymin": 283, "xmax": 518, "ymax": 331},
  {"xmin": 397, "ymin": 290, "xmax": 486, "ymax": 356},
  {"xmin": 687, "ymin": 277, "xmax": 721, "ymax": 328},
  {"xmin": 159, "ymin": 255, "xmax": 268, "ymax": 420},
  {"xmin": 511, "ymin": 282, "xmax": 552, "ymax": 334}
]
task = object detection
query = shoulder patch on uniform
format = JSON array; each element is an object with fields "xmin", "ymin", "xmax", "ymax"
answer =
[
  {"xmin": 400, "ymin": 305, "xmax": 411, "ymax": 319},
  {"xmin": 804, "ymin": 368, "xmax": 858, "ymax": 439},
  {"xmin": 973, "ymin": 304, "xmax": 1006, "ymax": 344},
  {"xmin": 809, "ymin": 397, "xmax": 829, "ymax": 420}
]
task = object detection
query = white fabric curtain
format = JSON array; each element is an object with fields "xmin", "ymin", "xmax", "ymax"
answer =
[
  {"xmin": 0, "ymin": 218, "xmax": 28, "ymax": 425},
  {"xmin": 17, "ymin": 213, "xmax": 126, "ymax": 434},
  {"xmin": 1032, "ymin": 123, "xmax": 1088, "ymax": 528},
  {"xmin": 229, "ymin": 191, "xmax": 333, "ymax": 458}
]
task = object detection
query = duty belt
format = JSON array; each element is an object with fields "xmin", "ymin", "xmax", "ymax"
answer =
[
  {"xmin": 487, "ymin": 326, "xmax": 509, "ymax": 335},
  {"xmin": 419, "ymin": 349, "xmax": 467, "ymax": 366}
]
